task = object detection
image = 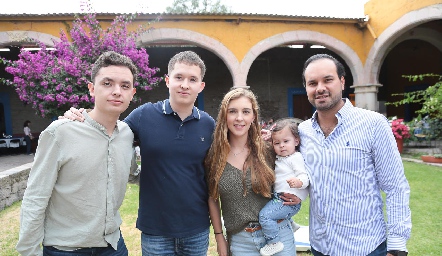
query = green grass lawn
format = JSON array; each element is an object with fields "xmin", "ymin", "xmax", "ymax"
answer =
[{"xmin": 1, "ymin": 161, "xmax": 441, "ymax": 255}]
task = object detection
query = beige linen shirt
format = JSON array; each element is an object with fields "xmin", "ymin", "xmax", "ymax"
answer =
[{"xmin": 16, "ymin": 112, "xmax": 136, "ymax": 256}]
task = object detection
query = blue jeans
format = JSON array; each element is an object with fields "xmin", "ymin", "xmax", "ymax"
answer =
[
  {"xmin": 311, "ymin": 240, "xmax": 386, "ymax": 256},
  {"xmin": 141, "ymin": 228, "xmax": 209, "ymax": 256},
  {"xmin": 259, "ymin": 193, "xmax": 301, "ymax": 244},
  {"xmin": 25, "ymin": 135, "xmax": 32, "ymax": 154},
  {"xmin": 42, "ymin": 233, "xmax": 128, "ymax": 256},
  {"xmin": 230, "ymin": 219, "xmax": 296, "ymax": 256}
]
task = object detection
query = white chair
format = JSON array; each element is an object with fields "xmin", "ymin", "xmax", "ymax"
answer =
[{"xmin": 0, "ymin": 140, "xmax": 7, "ymax": 148}]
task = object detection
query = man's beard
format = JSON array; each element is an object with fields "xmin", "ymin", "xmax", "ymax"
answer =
[{"xmin": 309, "ymin": 91, "xmax": 342, "ymax": 111}]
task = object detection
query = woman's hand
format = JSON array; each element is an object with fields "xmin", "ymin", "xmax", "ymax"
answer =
[
  {"xmin": 215, "ymin": 234, "xmax": 228, "ymax": 256},
  {"xmin": 208, "ymin": 197, "xmax": 228, "ymax": 256},
  {"xmin": 279, "ymin": 193, "xmax": 301, "ymax": 205},
  {"xmin": 59, "ymin": 107, "xmax": 85, "ymax": 121}
]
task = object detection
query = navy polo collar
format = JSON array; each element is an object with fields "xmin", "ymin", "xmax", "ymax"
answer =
[{"xmin": 161, "ymin": 99, "xmax": 201, "ymax": 120}]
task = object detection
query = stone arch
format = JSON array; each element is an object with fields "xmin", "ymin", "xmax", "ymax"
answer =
[
  {"xmin": 0, "ymin": 30, "xmax": 60, "ymax": 47},
  {"xmin": 239, "ymin": 30, "xmax": 364, "ymax": 87},
  {"xmin": 137, "ymin": 28, "xmax": 239, "ymax": 85},
  {"xmin": 365, "ymin": 4, "xmax": 442, "ymax": 84},
  {"xmin": 390, "ymin": 27, "xmax": 442, "ymax": 52}
]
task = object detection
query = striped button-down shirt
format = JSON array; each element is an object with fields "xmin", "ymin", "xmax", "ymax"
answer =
[{"xmin": 299, "ymin": 99, "xmax": 411, "ymax": 256}]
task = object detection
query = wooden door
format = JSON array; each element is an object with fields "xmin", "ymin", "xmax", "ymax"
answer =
[{"xmin": 292, "ymin": 95, "xmax": 312, "ymax": 120}]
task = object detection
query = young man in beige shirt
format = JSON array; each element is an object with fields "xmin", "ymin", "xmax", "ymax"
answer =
[{"xmin": 17, "ymin": 51, "xmax": 138, "ymax": 256}]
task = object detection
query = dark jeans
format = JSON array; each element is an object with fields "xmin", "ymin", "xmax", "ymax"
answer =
[
  {"xmin": 311, "ymin": 241, "xmax": 386, "ymax": 256},
  {"xmin": 42, "ymin": 234, "xmax": 128, "ymax": 256},
  {"xmin": 24, "ymin": 135, "xmax": 32, "ymax": 154}
]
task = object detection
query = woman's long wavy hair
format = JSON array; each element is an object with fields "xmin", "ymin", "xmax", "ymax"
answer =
[{"xmin": 205, "ymin": 88, "xmax": 275, "ymax": 200}]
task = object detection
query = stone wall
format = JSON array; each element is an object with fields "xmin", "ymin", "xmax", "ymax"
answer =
[
  {"xmin": 0, "ymin": 163, "xmax": 32, "ymax": 211},
  {"xmin": 404, "ymin": 139, "xmax": 442, "ymax": 155}
]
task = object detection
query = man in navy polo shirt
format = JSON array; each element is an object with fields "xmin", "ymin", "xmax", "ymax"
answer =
[
  {"xmin": 64, "ymin": 51, "xmax": 215, "ymax": 255},
  {"xmin": 124, "ymin": 51, "xmax": 215, "ymax": 255}
]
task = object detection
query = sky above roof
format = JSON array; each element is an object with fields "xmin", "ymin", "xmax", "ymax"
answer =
[{"xmin": 1, "ymin": 0, "xmax": 368, "ymax": 18}]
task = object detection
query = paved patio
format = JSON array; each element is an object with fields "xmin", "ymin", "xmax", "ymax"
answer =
[{"xmin": 0, "ymin": 154, "xmax": 34, "ymax": 172}]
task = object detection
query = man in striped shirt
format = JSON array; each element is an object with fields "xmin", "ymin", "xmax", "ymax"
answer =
[{"xmin": 298, "ymin": 54, "xmax": 411, "ymax": 256}]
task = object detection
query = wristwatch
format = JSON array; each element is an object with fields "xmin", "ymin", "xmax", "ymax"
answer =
[{"xmin": 388, "ymin": 250, "xmax": 408, "ymax": 256}]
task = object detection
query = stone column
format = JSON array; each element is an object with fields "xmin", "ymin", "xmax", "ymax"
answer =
[{"xmin": 349, "ymin": 84, "xmax": 383, "ymax": 111}]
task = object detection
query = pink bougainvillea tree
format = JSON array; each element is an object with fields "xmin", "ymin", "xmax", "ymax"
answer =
[{"xmin": 1, "ymin": 9, "xmax": 161, "ymax": 118}]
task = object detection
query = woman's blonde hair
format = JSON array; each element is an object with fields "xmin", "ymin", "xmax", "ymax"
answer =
[{"xmin": 205, "ymin": 88, "xmax": 275, "ymax": 200}]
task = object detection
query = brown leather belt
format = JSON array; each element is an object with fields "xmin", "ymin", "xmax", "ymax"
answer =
[{"xmin": 244, "ymin": 219, "xmax": 285, "ymax": 232}]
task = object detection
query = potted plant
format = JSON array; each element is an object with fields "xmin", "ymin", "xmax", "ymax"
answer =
[
  {"xmin": 389, "ymin": 117, "xmax": 411, "ymax": 153},
  {"xmin": 421, "ymin": 154, "xmax": 442, "ymax": 164},
  {"xmin": 387, "ymin": 74, "xmax": 442, "ymax": 162}
]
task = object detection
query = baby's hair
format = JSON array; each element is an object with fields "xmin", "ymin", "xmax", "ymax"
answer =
[{"xmin": 271, "ymin": 118, "xmax": 301, "ymax": 151}]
